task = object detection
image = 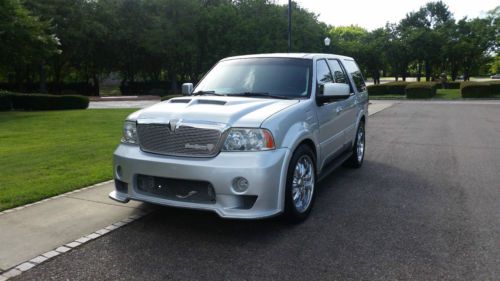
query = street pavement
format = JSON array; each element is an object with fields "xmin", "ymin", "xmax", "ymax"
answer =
[{"xmin": 11, "ymin": 102, "xmax": 500, "ymax": 280}]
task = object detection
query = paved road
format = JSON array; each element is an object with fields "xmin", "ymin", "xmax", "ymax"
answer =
[{"xmin": 14, "ymin": 103, "xmax": 500, "ymax": 280}]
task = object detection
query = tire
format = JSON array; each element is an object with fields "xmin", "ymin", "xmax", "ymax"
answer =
[
  {"xmin": 346, "ymin": 120, "xmax": 365, "ymax": 169},
  {"xmin": 284, "ymin": 145, "xmax": 317, "ymax": 223}
]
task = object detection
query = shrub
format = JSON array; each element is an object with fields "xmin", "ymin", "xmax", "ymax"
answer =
[
  {"xmin": 11, "ymin": 94, "xmax": 89, "ymax": 110},
  {"xmin": 406, "ymin": 83, "xmax": 437, "ymax": 99},
  {"xmin": 0, "ymin": 82, "xmax": 98, "ymax": 96},
  {"xmin": 461, "ymin": 82, "xmax": 492, "ymax": 98},
  {"xmin": 490, "ymin": 81, "xmax": 500, "ymax": 95},
  {"xmin": 367, "ymin": 84, "xmax": 387, "ymax": 96},
  {"xmin": 445, "ymin": 81, "xmax": 461, "ymax": 89},
  {"xmin": 0, "ymin": 91, "xmax": 14, "ymax": 111},
  {"xmin": 385, "ymin": 82, "xmax": 409, "ymax": 95}
]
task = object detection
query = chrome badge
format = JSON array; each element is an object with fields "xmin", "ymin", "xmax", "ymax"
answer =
[{"xmin": 169, "ymin": 119, "xmax": 180, "ymax": 132}]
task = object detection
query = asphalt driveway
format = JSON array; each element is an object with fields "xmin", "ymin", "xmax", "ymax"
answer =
[{"xmin": 13, "ymin": 102, "xmax": 500, "ymax": 280}]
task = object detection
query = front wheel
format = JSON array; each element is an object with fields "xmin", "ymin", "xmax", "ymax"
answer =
[
  {"xmin": 284, "ymin": 145, "xmax": 316, "ymax": 223},
  {"xmin": 346, "ymin": 120, "xmax": 365, "ymax": 168}
]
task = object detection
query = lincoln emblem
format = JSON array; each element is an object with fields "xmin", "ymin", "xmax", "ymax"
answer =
[{"xmin": 169, "ymin": 119, "xmax": 179, "ymax": 132}]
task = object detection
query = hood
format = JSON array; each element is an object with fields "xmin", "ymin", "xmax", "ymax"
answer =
[{"xmin": 127, "ymin": 96, "xmax": 300, "ymax": 127}]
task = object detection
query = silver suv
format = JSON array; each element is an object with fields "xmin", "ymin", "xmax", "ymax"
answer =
[{"xmin": 110, "ymin": 53, "xmax": 368, "ymax": 222}]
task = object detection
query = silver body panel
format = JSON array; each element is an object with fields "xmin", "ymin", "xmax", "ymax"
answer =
[{"xmin": 110, "ymin": 53, "xmax": 368, "ymax": 219}]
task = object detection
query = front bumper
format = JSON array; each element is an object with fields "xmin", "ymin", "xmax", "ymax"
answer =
[{"xmin": 110, "ymin": 144, "xmax": 291, "ymax": 219}]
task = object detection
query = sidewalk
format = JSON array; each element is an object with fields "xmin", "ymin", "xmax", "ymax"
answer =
[
  {"xmin": 0, "ymin": 102, "xmax": 394, "ymax": 278},
  {"xmin": 0, "ymin": 182, "xmax": 154, "ymax": 274}
]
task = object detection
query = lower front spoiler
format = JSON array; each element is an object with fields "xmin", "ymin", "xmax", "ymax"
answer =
[{"xmin": 109, "ymin": 190, "xmax": 282, "ymax": 219}]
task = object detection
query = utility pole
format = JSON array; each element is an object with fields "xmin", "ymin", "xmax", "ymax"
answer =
[{"xmin": 288, "ymin": 0, "xmax": 292, "ymax": 52}]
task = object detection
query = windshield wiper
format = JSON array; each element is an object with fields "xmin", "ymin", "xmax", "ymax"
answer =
[
  {"xmin": 192, "ymin": 90, "xmax": 224, "ymax": 96},
  {"xmin": 230, "ymin": 92, "xmax": 293, "ymax": 99}
]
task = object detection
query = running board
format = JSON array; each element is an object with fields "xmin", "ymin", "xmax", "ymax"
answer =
[{"xmin": 317, "ymin": 149, "xmax": 353, "ymax": 182}]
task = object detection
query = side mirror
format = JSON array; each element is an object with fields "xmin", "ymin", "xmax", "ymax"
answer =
[
  {"xmin": 316, "ymin": 83, "xmax": 351, "ymax": 105},
  {"xmin": 323, "ymin": 83, "xmax": 350, "ymax": 98},
  {"xmin": 182, "ymin": 83, "xmax": 193, "ymax": 95}
]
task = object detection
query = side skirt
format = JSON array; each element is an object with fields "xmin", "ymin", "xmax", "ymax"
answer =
[{"xmin": 317, "ymin": 148, "xmax": 352, "ymax": 182}]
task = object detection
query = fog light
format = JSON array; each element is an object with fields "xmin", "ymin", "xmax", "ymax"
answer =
[
  {"xmin": 116, "ymin": 165, "xmax": 122, "ymax": 178},
  {"xmin": 232, "ymin": 177, "xmax": 249, "ymax": 193}
]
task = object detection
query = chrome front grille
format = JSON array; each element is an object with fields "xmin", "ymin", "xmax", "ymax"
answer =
[{"xmin": 137, "ymin": 122, "xmax": 224, "ymax": 157}]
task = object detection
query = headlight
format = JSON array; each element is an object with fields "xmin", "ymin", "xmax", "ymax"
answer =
[
  {"xmin": 222, "ymin": 128, "xmax": 275, "ymax": 151},
  {"xmin": 121, "ymin": 121, "xmax": 138, "ymax": 144}
]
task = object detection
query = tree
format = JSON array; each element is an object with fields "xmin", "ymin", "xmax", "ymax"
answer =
[{"xmin": 0, "ymin": 0, "xmax": 58, "ymax": 89}]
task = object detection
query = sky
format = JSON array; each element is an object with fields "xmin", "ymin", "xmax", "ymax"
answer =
[{"xmin": 276, "ymin": 0, "xmax": 498, "ymax": 30}]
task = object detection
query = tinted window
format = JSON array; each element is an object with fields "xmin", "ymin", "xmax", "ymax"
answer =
[
  {"xmin": 328, "ymin": 59, "xmax": 348, "ymax": 84},
  {"xmin": 195, "ymin": 58, "xmax": 312, "ymax": 98},
  {"xmin": 316, "ymin": 60, "xmax": 333, "ymax": 84},
  {"xmin": 343, "ymin": 60, "xmax": 366, "ymax": 92}
]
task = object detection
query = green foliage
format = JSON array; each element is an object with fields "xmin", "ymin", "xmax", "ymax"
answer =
[
  {"xmin": 460, "ymin": 82, "xmax": 492, "ymax": 98},
  {"xmin": 9, "ymin": 94, "xmax": 89, "ymax": 110},
  {"xmin": 0, "ymin": 0, "xmax": 58, "ymax": 74},
  {"xmin": 406, "ymin": 83, "xmax": 437, "ymax": 99},
  {"xmin": 444, "ymin": 81, "xmax": 461, "ymax": 89},
  {"xmin": 367, "ymin": 85, "xmax": 387, "ymax": 96},
  {"xmin": 0, "ymin": 91, "xmax": 14, "ymax": 111},
  {"xmin": 490, "ymin": 81, "xmax": 500, "ymax": 94},
  {"xmin": 385, "ymin": 82, "xmax": 410, "ymax": 95},
  {"xmin": 0, "ymin": 0, "xmax": 498, "ymax": 94}
]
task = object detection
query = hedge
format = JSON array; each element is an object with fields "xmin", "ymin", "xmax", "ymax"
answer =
[
  {"xmin": 367, "ymin": 84, "xmax": 387, "ymax": 96},
  {"xmin": 0, "ymin": 82, "xmax": 98, "ymax": 96},
  {"xmin": 385, "ymin": 82, "xmax": 409, "ymax": 95},
  {"xmin": 461, "ymin": 82, "xmax": 492, "ymax": 98},
  {"xmin": 0, "ymin": 93, "xmax": 89, "ymax": 111},
  {"xmin": 490, "ymin": 81, "xmax": 500, "ymax": 95},
  {"xmin": 0, "ymin": 91, "xmax": 14, "ymax": 111},
  {"xmin": 406, "ymin": 83, "xmax": 437, "ymax": 99}
]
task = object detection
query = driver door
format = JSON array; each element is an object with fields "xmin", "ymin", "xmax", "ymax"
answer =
[{"xmin": 315, "ymin": 59, "xmax": 345, "ymax": 169}]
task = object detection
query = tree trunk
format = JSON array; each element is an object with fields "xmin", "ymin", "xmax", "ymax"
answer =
[
  {"xmin": 417, "ymin": 62, "xmax": 422, "ymax": 82},
  {"xmin": 92, "ymin": 74, "xmax": 100, "ymax": 96},
  {"xmin": 425, "ymin": 60, "xmax": 431, "ymax": 82},
  {"xmin": 170, "ymin": 72, "xmax": 177, "ymax": 92}
]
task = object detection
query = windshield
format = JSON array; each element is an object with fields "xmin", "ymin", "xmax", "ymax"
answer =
[{"xmin": 194, "ymin": 58, "xmax": 312, "ymax": 98}]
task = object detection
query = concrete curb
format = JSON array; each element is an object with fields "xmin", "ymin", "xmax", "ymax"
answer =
[{"xmin": 0, "ymin": 180, "xmax": 113, "ymax": 217}]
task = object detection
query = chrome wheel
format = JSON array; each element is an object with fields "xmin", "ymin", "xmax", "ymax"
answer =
[
  {"xmin": 292, "ymin": 155, "xmax": 315, "ymax": 213},
  {"xmin": 356, "ymin": 126, "xmax": 365, "ymax": 163}
]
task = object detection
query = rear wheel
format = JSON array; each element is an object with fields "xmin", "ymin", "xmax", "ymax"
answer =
[
  {"xmin": 284, "ymin": 145, "xmax": 316, "ymax": 223},
  {"xmin": 346, "ymin": 120, "xmax": 365, "ymax": 168}
]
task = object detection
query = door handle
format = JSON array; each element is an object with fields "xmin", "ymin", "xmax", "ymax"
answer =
[{"xmin": 336, "ymin": 107, "xmax": 342, "ymax": 114}]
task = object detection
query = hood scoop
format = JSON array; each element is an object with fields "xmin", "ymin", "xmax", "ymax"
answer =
[
  {"xmin": 169, "ymin": 99, "xmax": 191, "ymax": 103},
  {"xmin": 196, "ymin": 100, "xmax": 227, "ymax": 105}
]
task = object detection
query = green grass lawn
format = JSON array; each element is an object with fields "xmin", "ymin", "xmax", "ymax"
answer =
[
  {"xmin": 434, "ymin": 89, "xmax": 461, "ymax": 99},
  {"xmin": 0, "ymin": 109, "xmax": 136, "ymax": 211}
]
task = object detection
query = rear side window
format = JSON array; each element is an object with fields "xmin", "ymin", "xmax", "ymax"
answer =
[{"xmin": 343, "ymin": 60, "xmax": 366, "ymax": 92}]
